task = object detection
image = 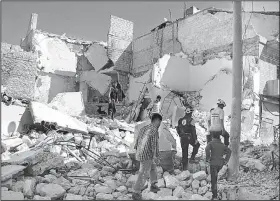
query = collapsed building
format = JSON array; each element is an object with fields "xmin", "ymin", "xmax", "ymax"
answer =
[{"xmin": 1, "ymin": 6, "xmax": 279, "ymax": 201}]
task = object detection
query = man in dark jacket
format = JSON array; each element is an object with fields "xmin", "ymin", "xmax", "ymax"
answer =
[
  {"xmin": 205, "ymin": 132, "xmax": 231, "ymax": 200},
  {"xmin": 108, "ymin": 82, "xmax": 118, "ymax": 120},
  {"xmin": 176, "ymin": 107, "xmax": 200, "ymax": 170}
]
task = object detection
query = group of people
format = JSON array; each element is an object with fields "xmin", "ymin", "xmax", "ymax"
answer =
[
  {"xmin": 107, "ymin": 81, "xmax": 125, "ymax": 120},
  {"xmin": 132, "ymin": 97, "xmax": 232, "ymax": 200}
]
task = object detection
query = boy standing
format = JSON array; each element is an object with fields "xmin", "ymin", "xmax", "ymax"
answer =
[
  {"xmin": 205, "ymin": 132, "xmax": 231, "ymax": 200},
  {"xmin": 132, "ymin": 113, "xmax": 162, "ymax": 200}
]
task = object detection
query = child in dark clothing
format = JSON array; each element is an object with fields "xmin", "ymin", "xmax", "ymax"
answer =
[{"xmin": 205, "ymin": 132, "xmax": 231, "ymax": 200}]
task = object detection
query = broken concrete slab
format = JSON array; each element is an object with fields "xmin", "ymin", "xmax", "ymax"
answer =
[
  {"xmin": 80, "ymin": 70, "xmax": 112, "ymax": 95},
  {"xmin": 1, "ymin": 190, "xmax": 24, "ymax": 200},
  {"xmin": 1, "ymin": 165, "xmax": 26, "ymax": 182},
  {"xmin": 2, "ymin": 138, "xmax": 23, "ymax": 151},
  {"xmin": 36, "ymin": 183, "xmax": 66, "ymax": 200},
  {"xmin": 29, "ymin": 101, "xmax": 88, "ymax": 134},
  {"xmin": 85, "ymin": 43, "xmax": 109, "ymax": 72},
  {"xmin": 2, "ymin": 149, "xmax": 44, "ymax": 166},
  {"xmin": 26, "ymin": 152, "xmax": 64, "ymax": 176},
  {"xmin": 48, "ymin": 92, "xmax": 86, "ymax": 117}
]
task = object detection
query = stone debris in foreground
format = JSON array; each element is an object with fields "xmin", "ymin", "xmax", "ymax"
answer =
[
  {"xmin": 1, "ymin": 165, "xmax": 26, "ymax": 182},
  {"xmin": 1, "ymin": 190, "xmax": 24, "ymax": 200}
]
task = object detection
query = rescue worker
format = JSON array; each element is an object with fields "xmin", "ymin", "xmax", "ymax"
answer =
[
  {"xmin": 147, "ymin": 95, "xmax": 161, "ymax": 118},
  {"xmin": 176, "ymin": 107, "xmax": 200, "ymax": 170},
  {"xmin": 208, "ymin": 99, "xmax": 230, "ymax": 146}
]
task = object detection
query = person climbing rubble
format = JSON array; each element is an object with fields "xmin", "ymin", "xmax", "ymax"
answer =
[
  {"xmin": 208, "ymin": 99, "xmax": 230, "ymax": 146},
  {"xmin": 132, "ymin": 113, "xmax": 162, "ymax": 200},
  {"xmin": 108, "ymin": 82, "xmax": 118, "ymax": 120},
  {"xmin": 205, "ymin": 132, "xmax": 232, "ymax": 200},
  {"xmin": 176, "ymin": 107, "xmax": 200, "ymax": 170},
  {"xmin": 147, "ymin": 95, "xmax": 161, "ymax": 118}
]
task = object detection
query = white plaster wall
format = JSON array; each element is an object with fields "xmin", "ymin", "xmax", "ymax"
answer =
[
  {"xmin": 85, "ymin": 43, "xmax": 109, "ymax": 72},
  {"xmin": 33, "ymin": 33, "xmax": 77, "ymax": 77},
  {"xmin": 200, "ymin": 72, "xmax": 233, "ymax": 116},
  {"xmin": 128, "ymin": 70, "xmax": 151, "ymax": 102},
  {"xmin": 34, "ymin": 72, "xmax": 76, "ymax": 104},
  {"xmin": 80, "ymin": 71, "xmax": 111, "ymax": 95}
]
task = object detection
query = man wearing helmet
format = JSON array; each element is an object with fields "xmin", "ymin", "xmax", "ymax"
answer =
[
  {"xmin": 176, "ymin": 107, "xmax": 200, "ymax": 170},
  {"xmin": 208, "ymin": 99, "xmax": 230, "ymax": 146}
]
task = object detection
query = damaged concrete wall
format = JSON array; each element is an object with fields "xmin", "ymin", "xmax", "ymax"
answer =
[
  {"xmin": 30, "ymin": 31, "xmax": 78, "ymax": 77},
  {"xmin": 1, "ymin": 43, "xmax": 37, "ymax": 100},
  {"xmin": 85, "ymin": 43, "xmax": 109, "ymax": 72},
  {"xmin": 34, "ymin": 72, "xmax": 76, "ymax": 104},
  {"xmin": 107, "ymin": 15, "xmax": 133, "ymax": 92}
]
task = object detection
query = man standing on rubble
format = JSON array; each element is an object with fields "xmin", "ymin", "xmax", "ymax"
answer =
[
  {"xmin": 108, "ymin": 82, "xmax": 118, "ymax": 120},
  {"xmin": 147, "ymin": 95, "xmax": 161, "ymax": 118},
  {"xmin": 208, "ymin": 99, "xmax": 230, "ymax": 146},
  {"xmin": 177, "ymin": 107, "xmax": 200, "ymax": 170},
  {"xmin": 132, "ymin": 113, "xmax": 162, "ymax": 200}
]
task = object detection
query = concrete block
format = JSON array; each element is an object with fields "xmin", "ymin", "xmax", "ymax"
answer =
[
  {"xmin": 1, "ymin": 191, "xmax": 24, "ymax": 200},
  {"xmin": 85, "ymin": 43, "xmax": 109, "ymax": 71},
  {"xmin": 29, "ymin": 101, "xmax": 88, "ymax": 134},
  {"xmin": 48, "ymin": 92, "xmax": 86, "ymax": 117},
  {"xmin": 1, "ymin": 165, "xmax": 26, "ymax": 182}
]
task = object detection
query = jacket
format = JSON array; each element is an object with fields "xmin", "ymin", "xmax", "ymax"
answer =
[
  {"xmin": 205, "ymin": 138, "xmax": 231, "ymax": 166},
  {"xmin": 176, "ymin": 114, "xmax": 197, "ymax": 141}
]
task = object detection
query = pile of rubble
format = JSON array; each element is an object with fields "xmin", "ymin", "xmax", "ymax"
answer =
[{"xmin": 1, "ymin": 99, "xmax": 279, "ymax": 200}]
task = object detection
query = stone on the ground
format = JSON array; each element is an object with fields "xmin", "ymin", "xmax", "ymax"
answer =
[
  {"xmin": 206, "ymin": 175, "xmax": 211, "ymax": 182},
  {"xmin": 36, "ymin": 183, "xmax": 66, "ymax": 199},
  {"xmin": 192, "ymin": 180, "xmax": 200, "ymax": 189},
  {"xmin": 200, "ymin": 180, "xmax": 207, "ymax": 187},
  {"xmin": 43, "ymin": 174, "xmax": 57, "ymax": 183},
  {"xmin": 117, "ymin": 195, "xmax": 131, "ymax": 200},
  {"xmin": 33, "ymin": 195, "xmax": 51, "ymax": 200},
  {"xmin": 238, "ymin": 187, "xmax": 270, "ymax": 200},
  {"xmin": 50, "ymin": 145, "xmax": 62, "ymax": 154},
  {"xmin": 16, "ymin": 143, "xmax": 30, "ymax": 152},
  {"xmin": 193, "ymin": 188, "xmax": 198, "ymax": 194},
  {"xmin": 23, "ymin": 178, "xmax": 36, "ymax": 198},
  {"xmin": 198, "ymin": 186, "xmax": 208, "ymax": 195},
  {"xmin": 1, "ymin": 187, "xmax": 9, "ymax": 191},
  {"xmin": 96, "ymin": 193, "xmax": 114, "ymax": 200},
  {"xmin": 2, "ymin": 138, "xmax": 23, "ymax": 151},
  {"xmin": 112, "ymin": 192, "xmax": 122, "ymax": 198},
  {"xmin": 1, "ymin": 190, "xmax": 24, "ymax": 200},
  {"xmin": 176, "ymin": 170, "xmax": 191, "ymax": 180},
  {"xmin": 21, "ymin": 136, "xmax": 33, "ymax": 147},
  {"xmin": 53, "ymin": 176, "xmax": 71, "ymax": 191},
  {"xmin": 191, "ymin": 194, "xmax": 208, "ymax": 200},
  {"xmin": 188, "ymin": 162, "xmax": 201, "ymax": 173},
  {"xmin": 27, "ymin": 152, "xmax": 64, "ymax": 176},
  {"xmin": 174, "ymin": 169, "xmax": 181, "ymax": 175},
  {"xmin": 157, "ymin": 178, "xmax": 165, "ymax": 188},
  {"xmin": 104, "ymin": 179, "xmax": 118, "ymax": 190},
  {"xmin": 182, "ymin": 192, "xmax": 193, "ymax": 200},
  {"xmin": 159, "ymin": 195, "xmax": 179, "ymax": 200},
  {"xmin": 164, "ymin": 174, "xmax": 180, "ymax": 189},
  {"xmin": 1, "ymin": 165, "xmax": 26, "ymax": 182},
  {"xmin": 11, "ymin": 181, "xmax": 24, "ymax": 192},
  {"xmin": 102, "ymin": 166, "xmax": 115, "ymax": 173},
  {"xmin": 64, "ymin": 193, "xmax": 83, "ymax": 200},
  {"xmin": 125, "ymin": 175, "xmax": 137, "ymax": 188},
  {"xmin": 94, "ymin": 184, "xmax": 113, "ymax": 194},
  {"xmin": 2, "ymin": 179, "xmax": 13, "ymax": 189},
  {"xmin": 204, "ymin": 192, "xmax": 212, "ymax": 200},
  {"xmin": 173, "ymin": 186, "xmax": 184, "ymax": 198},
  {"xmin": 240, "ymin": 157, "xmax": 266, "ymax": 172},
  {"xmin": 63, "ymin": 133, "xmax": 74, "ymax": 141},
  {"xmin": 157, "ymin": 188, "xmax": 173, "ymax": 197},
  {"xmin": 193, "ymin": 171, "xmax": 207, "ymax": 181},
  {"xmin": 116, "ymin": 185, "xmax": 127, "ymax": 193},
  {"xmin": 142, "ymin": 190, "xmax": 159, "ymax": 200}
]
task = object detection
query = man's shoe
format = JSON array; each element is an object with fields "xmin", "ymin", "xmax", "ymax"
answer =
[
  {"xmin": 150, "ymin": 184, "xmax": 160, "ymax": 193},
  {"xmin": 132, "ymin": 192, "xmax": 142, "ymax": 200}
]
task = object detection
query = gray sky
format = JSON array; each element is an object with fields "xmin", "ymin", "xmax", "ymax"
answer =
[{"xmin": 2, "ymin": 1, "xmax": 279, "ymax": 45}]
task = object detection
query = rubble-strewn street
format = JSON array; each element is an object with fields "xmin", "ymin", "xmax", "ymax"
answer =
[{"xmin": 1, "ymin": 1, "xmax": 279, "ymax": 201}]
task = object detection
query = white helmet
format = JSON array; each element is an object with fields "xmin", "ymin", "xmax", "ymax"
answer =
[
  {"xmin": 217, "ymin": 99, "xmax": 226, "ymax": 107},
  {"xmin": 185, "ymin": 107, "xmax": 193, "ymax": 114}
]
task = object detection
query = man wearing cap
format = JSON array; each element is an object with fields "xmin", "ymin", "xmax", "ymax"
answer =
[
  {"xmin": 176, "ymin": 107, "xmax": 200, "ymax": 170},
  {"xmin": 208, "ymin": 99, "xmax": 230, "ymax": 146}
]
